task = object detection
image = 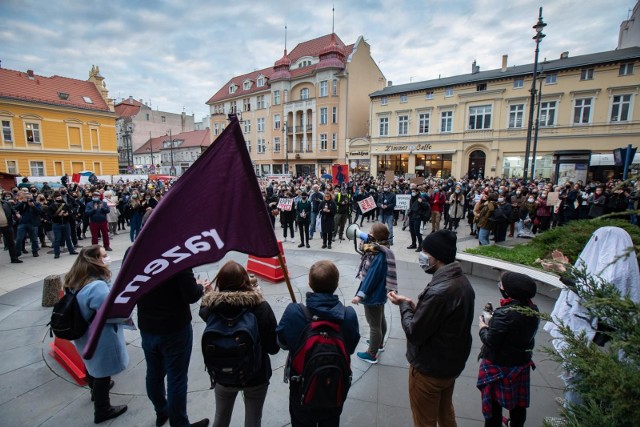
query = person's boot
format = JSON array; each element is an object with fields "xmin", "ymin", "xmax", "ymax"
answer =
[{"xmin": 93, "ymin": 377, "xmax": 127, "ymax": 424}]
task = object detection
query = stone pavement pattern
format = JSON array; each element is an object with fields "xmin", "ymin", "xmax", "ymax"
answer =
[{"xmin": 0, "ymin": 220, "xmax": 564, "ymax": 426}]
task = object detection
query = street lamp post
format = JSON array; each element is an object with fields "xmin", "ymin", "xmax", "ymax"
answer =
[
  {"xmin": 166, "ymin": 129, "xmax": 175, "ymax": 176},
  {"xmin": 523, "ymin": 7, "xmax": 547, "ymax": 183},
  {"xmin": 531, "ymin": 75, "xmax": 544, "ymax": 180}
]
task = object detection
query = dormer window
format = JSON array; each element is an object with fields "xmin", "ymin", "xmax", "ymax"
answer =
[
  {"xmin": 229, "ymin": 85, "xmax": 237, "ymax": 94},
  {"xmin": 243, "ymin": 80, "xmax": 252, "ymax": 90},
  {"xmin": 82, "ymin": 96, "xmax": 93, "ymax": 104},
  {"xmin": 257, "ymin": 76, "xmax": 265, "ymax": 87},
  {"xmin": 58, "ymin": 92, "xmax": 69, "ymax": 100}
]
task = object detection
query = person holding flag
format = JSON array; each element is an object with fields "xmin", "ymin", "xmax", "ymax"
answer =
[{"xmin": 80, "ymin": 115, "xmax": 287, "ymax": 373}]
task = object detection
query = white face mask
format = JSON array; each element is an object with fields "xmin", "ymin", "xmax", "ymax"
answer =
[
  {"xmin": 527, "ymin": 198, "xmax": 534, "ymax": 203},
  {"xmin": 102, "ymin": 256, "xmax": 112, "ymax": 266},
  {"xmin": 418, "ymin": 251, "xmax": 431, "ymax": 273}
]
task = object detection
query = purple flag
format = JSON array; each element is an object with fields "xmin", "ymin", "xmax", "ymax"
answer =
[{"xmin": 82, "ymin": 116, "xmax": 279, "ymax": 359}]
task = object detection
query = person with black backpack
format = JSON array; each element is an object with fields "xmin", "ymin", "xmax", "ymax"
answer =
[
  {"xmin": 276, "ymin": 260, "xmax": 360, "ymax": 427},
  {"xmin": 63, "ymin": 245, "xmax": 129, "ymax": 424},
  {"xmin": 198, "ymin": 261, "xmax": 279, "ymax": 427}
]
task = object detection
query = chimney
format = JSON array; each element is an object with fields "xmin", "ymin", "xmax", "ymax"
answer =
[
  {"xmin": 27, "ymin": 69, "xmax": 35, "ymax": 80},
  {"xmin": 128, "ymin": 95, "xmax": 134, "ymax": 103},
  {"xmin": 560, "ymin": 51, "xmax": 569, "ymax": 59},
  {"xmin": 472, "ymin": 60, "xmax": 480, "ymax": 74},
  {"xmin": 388, "ymin": 81, "xmax": 393, "ymax": 87},
  {"xmin": 501, "ymin": 54, "xmax": 508, "ymax": 72}
]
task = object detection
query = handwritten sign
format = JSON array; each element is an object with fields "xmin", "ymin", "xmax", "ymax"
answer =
[
  {"xmin": 395, "ymin": 194, "xmax": 411, "ymax": 211},
  {"xmin": 358, "ymin": 196, "xmax": 377, "ymax": 214},
  {"xmin": 277, "ymin": 198, "xmax": 293, "ymax": 211}
]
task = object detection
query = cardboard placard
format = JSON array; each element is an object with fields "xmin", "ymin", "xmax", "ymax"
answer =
[
  {"xmin": 384, "ymin": 170, "xmax": 395, "ymax": 184},
  {"xmin": 395, "ymin": 194, "xmax": 411, "ymax": 211},
  {"xmin": 546, "ymin": 192, "xmax": 560, "ymax": 206},
  {"xmin": 277, "ymin": 198, "xmax": 293, "ymax": 211},
  {"xmin": 358, "ymin": 196, "xmax": 377, "ymax": 214}
]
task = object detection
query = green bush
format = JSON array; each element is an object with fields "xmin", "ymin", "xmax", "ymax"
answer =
[{"xmin": 466, "ymin": 219, "xmax": 640, "ymax": 268}]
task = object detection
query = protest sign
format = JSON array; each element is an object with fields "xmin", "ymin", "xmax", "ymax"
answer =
[
  {"xmin": 358, "ymin": 196, "xmax": 377, "ymax": 214},
  {"xmin": 395, "ymin": 194, "xmax": 411, "ymax": 210},
  {"xmin": 277, "ymin": 198, "xmax": 294, "ymax": 211}
]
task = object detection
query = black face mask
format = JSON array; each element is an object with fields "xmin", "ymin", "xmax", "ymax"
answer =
[
  {"xmin": 498, "ymin": 284, "xmax": 509, "ymax": 299},
  {"xmin": 55, "ymin": 199, "xmax": 63, "ymax": 204}
]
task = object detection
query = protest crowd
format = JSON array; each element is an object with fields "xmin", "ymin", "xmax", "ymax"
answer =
[{"xmin": 2, "ymin": 169, "xmax": 639, "ymax": 427}]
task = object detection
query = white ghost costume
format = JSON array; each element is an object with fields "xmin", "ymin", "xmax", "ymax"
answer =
[{"xmin": 543, "ymin": 226, "xmax": 640, "ymax": 405}]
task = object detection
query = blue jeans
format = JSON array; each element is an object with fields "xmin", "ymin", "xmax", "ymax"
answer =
[
  {"xmin": 141, "ymin": 324, "xmax": 193, "ymax": 427},
  {"xmin": 478, "ymin": 227, "xmax": 491, "ymax": 245},
  {"xmin": 309, "ymin": 211, "xmax": 318, "ymax": 237},
  {"xmin": 381, "ymin": 213, "xmax": 394, "ymax": 244},
  {"xmin": 52, "ymin": 223, "xmax": 75, "ymax": 256},
  {"xmin": 130, "ymin": 213, "xmax": 142, "ymax": 242},
  {"xmin": 16, "ymin": 224, "xmax": 39, "ymax": 254}
]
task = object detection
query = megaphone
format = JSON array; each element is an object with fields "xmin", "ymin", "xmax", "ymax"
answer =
[
  {"xmin": 346, "ymin": 223, "xmax": 369, "ymax": 254},
  {"xmin": 346, "ymin": 223, "xmax": 369, "ymax": 242}
]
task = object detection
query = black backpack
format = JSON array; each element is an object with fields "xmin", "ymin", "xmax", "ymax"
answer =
[
  {"xmin": 286, "ymin": 304, "xmax": 352, "ymax": 409},
  {"xmin": 49, "ymin": 288, "xmax": 91, "ymax": 340},
  {"xmin": 201, "ymin": 308, "xmax": 262, "ymax": 387}
]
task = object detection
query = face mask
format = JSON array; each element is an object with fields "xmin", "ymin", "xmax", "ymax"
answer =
[
  {"xmin": 302, "ymin": 197, "xmax": 307, "ymax": 201},
  {"xmin": 528, "ymin": 198, "xmax": 534, "ymax": 203},
  {"xmin": 55, "ymin": 199, "xmax": 63, "ymax": 203},
  {"xmin": 418, "ymin": 252, "xmax": 437, "ymax": 274},
  {"xmin": 92, "ymin": 197, "xmax": 100, "ymax": 202},
  {"xmin": 516, "ymin": 191, "xmax": 521, "ymax": 195},
  {"xmin": 434, "ymin": 189, "xmax": 439, "ymax": 193},
  {"xmin": 498, "ymin": 197, "xmax": 504, "ymax": 203},
  {"xmin": 498, "ymin": 189, "xmax": 503, "ymax": 194},
  {"xmin": 102, "ymin": 255, "xmax": 112, "ymax": 266},
  {"xmin": 383, "ymin": 188, "xmax": 389, "ymax": 192},
  {"xmin": 4, "ymin": 196, "xmax": 11, "ymax": 200},
  {"xmin": 61, "ymin": 191, "xmax": 67, "ymax": 195},
  {"xmin": 455, "ymin": 189, "xmax": 460, "ymax": 194},
  {"xmin": 411, "ymin": 191, "xmax": 417, "ymax": 197}
]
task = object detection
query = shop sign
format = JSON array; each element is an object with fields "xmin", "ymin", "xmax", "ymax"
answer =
[
  {"xmin": 349, "ymin": 150, "xmax": 369, "ymax": 157},
  {"xmin": 374, "ymin": 143, "xmax": 433, "ymax": 153}
]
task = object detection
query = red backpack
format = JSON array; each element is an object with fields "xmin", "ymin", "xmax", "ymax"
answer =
[{"xmin": 286, "ymin": 304, "xmax": 352, "ymax": 409}]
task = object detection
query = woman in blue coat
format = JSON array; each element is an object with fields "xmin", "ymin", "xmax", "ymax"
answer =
[{"xmin": 66, "ymin": 245, "xmax": 129, "ymax": 424}]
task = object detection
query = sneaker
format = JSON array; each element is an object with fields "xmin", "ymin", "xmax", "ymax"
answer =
[
  {"xmin": 290, "ymin": 238, "xmax": 296, "ymax": 243},
  {"xmin": 357, "ymin": 351, "xmax": 378, "ymax": 364},
  {"xmin": 366, "ymin": 339, "xmax": 385, "ymax": 352}
]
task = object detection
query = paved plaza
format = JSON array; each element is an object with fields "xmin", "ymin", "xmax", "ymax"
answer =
[{"xmin": 0, "ymin": 221, "xmax": 564, "ymax": 426}]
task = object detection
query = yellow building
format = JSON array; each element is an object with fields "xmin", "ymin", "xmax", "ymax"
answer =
[
  {"xmin": 206, "ymin": 33, "xmax": 385, "ymax": 177},
  {"xmin": 0, "ymin": 65, "xmax": 118, "ymax": 179},
  {"xmin": 368, "ymin": 47, "xmax": 640, "ymax": 183}
]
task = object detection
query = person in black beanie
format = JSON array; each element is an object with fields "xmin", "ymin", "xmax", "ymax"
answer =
[
  {"xmin": 477, "ymin": 271, "xmax": 539, "ymax": 427},
  {"xmin": 388, "ymin": 230, "xmax": 475, "ymax": 426}
]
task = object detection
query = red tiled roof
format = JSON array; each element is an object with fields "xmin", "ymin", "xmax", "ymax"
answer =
[
  {"xmin": 134, "ymin": 129, "xmax": 211, "ymax": 154},
  {"xmin": 206, "ymin": 34, "xmax": 355, "ymax": 105},
  {"xmin": 288, "ymin": 34, "xmax": 348, "ymax": 62},
  {"xmin": 0, "ymin": 67, "xmax": 111, "ymax": 112},
  {"xmin": 206, "ymin": 67, "xmax": 273, "ymax": 104},
  {"xmin": 115, "ymin": 98, "xmax": 144, "ymax": 118}
]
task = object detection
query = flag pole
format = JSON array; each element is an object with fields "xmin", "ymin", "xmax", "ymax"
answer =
[{"xmin": 277, "ymin": 252, "xmax": 297, "ymax": 303}]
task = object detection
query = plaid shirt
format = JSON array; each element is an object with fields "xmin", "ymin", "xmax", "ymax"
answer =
[{"xmin": 476, "ymin": 358, "xmax": 535, "ymax": 420}]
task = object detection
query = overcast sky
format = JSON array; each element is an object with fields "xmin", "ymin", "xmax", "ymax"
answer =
[{"xmin": 1, "ymin": 0, "xmax": 636, "ymax": 121}]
